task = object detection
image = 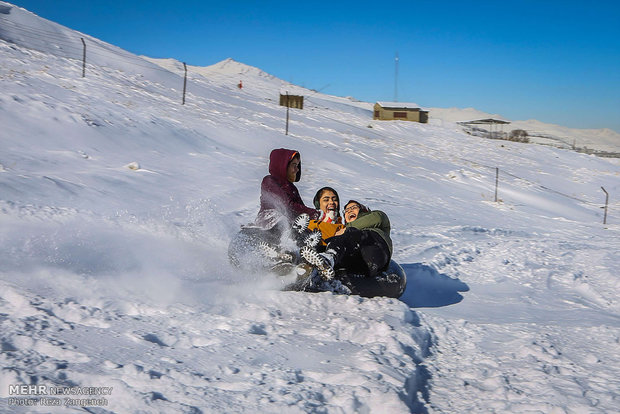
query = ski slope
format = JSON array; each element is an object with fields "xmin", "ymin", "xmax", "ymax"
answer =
[{"xmin": 1, "ymin": 2, "xmax": 620, "ymax": 412}]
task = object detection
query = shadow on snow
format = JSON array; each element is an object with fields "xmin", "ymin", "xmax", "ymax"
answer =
[{"xmin": 399, "ymin": 263, "xmax": 469, "ymax": 308}]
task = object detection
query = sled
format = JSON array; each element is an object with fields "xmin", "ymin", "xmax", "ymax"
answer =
[
  {"xmin": 285, "ymin": 259, "xmax": 407, "ymax": 299},
  {"xmin": 230, "ymin": 227, "xmax": 407, "ymax": 299}
]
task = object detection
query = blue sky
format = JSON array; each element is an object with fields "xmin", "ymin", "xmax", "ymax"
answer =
[{"xmin": 9, "ymin": 0, "xmax": 620, "ymax": 132}]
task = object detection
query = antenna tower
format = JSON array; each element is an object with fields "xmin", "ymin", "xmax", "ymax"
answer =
[{"xmin": 394, "ymin": 52, "xmax": 399, "ymax": 102}]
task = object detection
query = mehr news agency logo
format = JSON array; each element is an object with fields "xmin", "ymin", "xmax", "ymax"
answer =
[{"xmin": 7, "ymin": 384, "xmax": 113, "ymax": 407}]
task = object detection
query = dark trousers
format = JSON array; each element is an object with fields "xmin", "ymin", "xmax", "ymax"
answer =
[{"xmin": 325, "ymin": 228, "xmax": 390, "ymax": 277}]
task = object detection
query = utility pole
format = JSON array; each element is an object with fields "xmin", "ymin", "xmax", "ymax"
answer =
[{"xmin": 394, "ymin": 52, "xmax": 399, "ymax": 102}]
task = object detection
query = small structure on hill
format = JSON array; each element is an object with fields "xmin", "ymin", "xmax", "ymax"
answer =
[
  {"xmin": 373, "ymin": 102, "xmax": 429, "ymax": 123},
  {"xmin": 457, "ymin": 118, "xmax": 511, "ymax": 139}
]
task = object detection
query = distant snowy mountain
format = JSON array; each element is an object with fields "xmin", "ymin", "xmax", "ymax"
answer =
[
  {"xmin": 142, "ymin": 57, "xmax": 278, "ymax": 82},
  {"xmin": 1, "ymin": 2, "xmax": 620, "ymax": 413},
  {"xmin": 143, "ymin": 55, "xmax": 375, "ymax": 115}
]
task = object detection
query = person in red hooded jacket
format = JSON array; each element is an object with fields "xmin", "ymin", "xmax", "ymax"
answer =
[
  {"xmin": 255, "ymin": 148, "xmax": 321, "ymax": 230},
  {"xmin": 230, "ymin": 148, "xmax": 322, "ymax": 268}
]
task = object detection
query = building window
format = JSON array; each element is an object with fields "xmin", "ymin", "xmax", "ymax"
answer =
[
  {"xmin": 394, "ymin": 112, "xmax": 407, "ymax": 118},
  {"xmin": 374, "ymin": 110, "xmax": 380, "ymax": 118}
]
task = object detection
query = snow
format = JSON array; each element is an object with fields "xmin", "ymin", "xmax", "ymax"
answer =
[
  {"xmin": 377, "ymin": 102, "xmax": 422, "ymax": 109},
  {"xmin": 429, "ymin": 108, "xmax": 620, "ymax": 153},
  {"xmin": 1, "ymin": 1, "xmax": 620, "ymax": 413}
]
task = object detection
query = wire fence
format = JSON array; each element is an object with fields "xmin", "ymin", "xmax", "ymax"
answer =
[
  {"xmin": 1, "ymin": 17, "xmax": 614, "ymax": 224},
  {"xmin": 301, "ymin": 97, "xmax": 612, "ymax": 218}
]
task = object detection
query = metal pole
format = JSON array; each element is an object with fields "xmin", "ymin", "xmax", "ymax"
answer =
[
  {"xmin": 601, "ymin": 187, "xmax": 609, "ymax": 225},
  {"xmin": 285, "ymin": 92, "xmax": 290, "ymax": 135},
  {"xmin": 182, "ymin": 62, "xmax": 188, "ymax": 105},
  {"xmin": 81, "ymin": 38, "xmax": 86, "ymax": 78},
  {"xmin": 495, "ymin": 167, "xmax": 499, "ymax": 202},
  {"xmin": 394, "ymin": 52, "xmax": 399, "ymax": 102}
]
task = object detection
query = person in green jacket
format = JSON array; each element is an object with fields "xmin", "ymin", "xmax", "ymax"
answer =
[{"xmin": 300, "ymin": 200, "xmax": 392, "ymax": 280}]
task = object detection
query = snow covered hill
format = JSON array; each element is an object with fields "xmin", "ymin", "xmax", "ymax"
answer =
[
  {"xmin": 1, "ymin": 2, "xmax": 620, "ymax": 413},
  {"xmin": 145, "ymin": 57, "xmax": 620, "ymax": 156}
]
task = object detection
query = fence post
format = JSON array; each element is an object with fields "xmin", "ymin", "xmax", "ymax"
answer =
[
  {"xmin": 182, "ymin": 62, "xmax": 188, "ymax": 105},
  {"xmin": 81, "ymin": 38, "xmax": 86, "ymax": 78},
  {"xmin": 601, "ymin": 187, "xmax": 609, "ymax": 225},
  {"xmin": 285, "ymin": 92, "xmax": 290, "ymax": 135},
  {"xmin": 494, "ymin": 167, "xmax": 499, "ymax": 202}
]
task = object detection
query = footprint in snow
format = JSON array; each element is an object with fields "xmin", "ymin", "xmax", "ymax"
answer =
[
  {"xmin": 248, "ymin": 323, "xmax": 268, "ymax": 335},
  {"xmin": 142, "ymin": 333, "xmax": 169, "ymax": 347}
]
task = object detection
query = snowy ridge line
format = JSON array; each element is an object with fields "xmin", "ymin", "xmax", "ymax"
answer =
[
  {"xmin": 0, "ymin": 36, "xmax": 174, "ymax": 77},
  {"xmin": 0, "ymin": 17, "xmax": 87, "ymax": 42},
  {"xmin": 0, "ymin": 39, "xmax": 181, "ymax": 80},
  {"xmin": 0, "ymin": 19, "xmax": 177, "ymax": 75},
  {"xmin": 304, "ymin": 97, "xmax": 603, "ymax": 209}
]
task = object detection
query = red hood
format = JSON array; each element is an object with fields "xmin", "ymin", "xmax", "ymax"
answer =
[{"xmin": 269, "ymin": 148, "xmax": 301, "ymax": 182}]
